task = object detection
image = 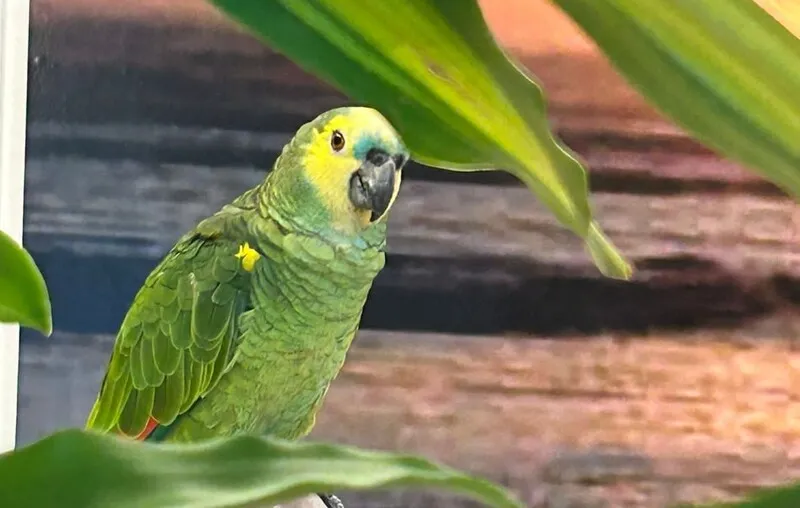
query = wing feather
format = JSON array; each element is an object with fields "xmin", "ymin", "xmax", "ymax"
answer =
[{"xmin": 86, "ymin": 230, "xmax": 255, "ymax": 438}]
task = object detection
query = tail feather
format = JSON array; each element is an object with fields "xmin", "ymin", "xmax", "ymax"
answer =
[{"xmin": 135, "ymin": 417, "xmax": 160, "ymax": 441}]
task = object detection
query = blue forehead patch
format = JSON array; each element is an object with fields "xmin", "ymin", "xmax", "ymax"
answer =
[{"xmin": 352, "ymin": 132, "xmax": 402, "ymax": 160}]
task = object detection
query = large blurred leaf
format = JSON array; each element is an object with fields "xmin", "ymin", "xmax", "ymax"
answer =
[
  {"xmin": 210, "ymin": 0, "xmax": 632, "ymax": 280},
  {"xmin": 0, "ymin": 229, "xmax": 51, "ymax": 335},
  {"xmin": 0, "ymin": 429, "xmax": 523, "ymax": 508},
  {"xmin": 695, "ymin": 482, "xmax": 800, "ymax": 507},
  {"xmin": 553, "ymin": 0, "xmax": 800, "ymax": 200}
]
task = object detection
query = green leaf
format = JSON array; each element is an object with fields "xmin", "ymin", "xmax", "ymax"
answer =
[
  {"xmin": 692, "ymin": 482, "xmax": 800, "ymax": 507},
  {"xmin": 209, "ymin": 0, "xmax": 632, "ymax": 280},
  {"xmin": 0, "ymin": 229, "xmax": 51, "ymax": 336},
  {"xmin": 0, "ymin": 429, "xmax": 523, "ymax": 508},
  {"xmin": 552, "ymin": 0, "xmax": 800, "ymax": 202}
]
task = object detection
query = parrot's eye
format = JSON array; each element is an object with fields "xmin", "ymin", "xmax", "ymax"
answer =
[{"xmin": 330, "ymin": 130, "xmax": 346, "ymax": 152}]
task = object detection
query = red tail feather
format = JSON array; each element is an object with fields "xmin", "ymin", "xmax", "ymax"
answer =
[{"xmin": 133, "ymin": 417, "xmax": 159, "ymax": 441}]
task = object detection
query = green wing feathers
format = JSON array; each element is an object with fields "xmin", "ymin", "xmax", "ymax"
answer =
[{"xmin": 86, "ymin": 231, "xmax": 253, "ymax": 437}]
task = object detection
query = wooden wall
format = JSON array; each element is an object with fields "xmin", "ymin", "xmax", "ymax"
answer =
[{"xmin": 17, "ymin": 1, "xmax": 800, "ymax": 506}]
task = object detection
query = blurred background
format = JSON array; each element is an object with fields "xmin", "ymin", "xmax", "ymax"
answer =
[{"xmin": 15, "ymin": 0, "xmax": 800, "ymax": 506}]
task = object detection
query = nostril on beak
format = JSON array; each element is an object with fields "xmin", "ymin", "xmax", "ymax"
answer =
[{"xmin": 365, "ymin": 148, "xmax": 390, "ymax": 167}]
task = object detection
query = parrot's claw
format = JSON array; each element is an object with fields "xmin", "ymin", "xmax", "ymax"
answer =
[{"xmin": 318, "ymin": 493, "xmax": 344, "ymax": 508}]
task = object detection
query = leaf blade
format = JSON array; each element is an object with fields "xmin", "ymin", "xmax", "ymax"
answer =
[
  {"xmin": 552, "ymin": 0, "xmax": 800, "ymax": 200},
  {"xmin": 209, "ymin": 0, "xmax": 633, "ymax": 279},
  {"xmin": 0, "ymin": 429, "xmax": 523, "ymax": 508},
  {"xmin": 0, "ymin": 229, "xmax": 52, "ymax": 336},
  {"xmin": 696, "ymin": 481, "xmax": 800, "ymax": 507}
]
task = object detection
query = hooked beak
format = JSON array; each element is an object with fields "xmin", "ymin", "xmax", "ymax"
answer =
[{"xmin": 349, "ymin": 148, "xmax": 404, "ymax": 222}]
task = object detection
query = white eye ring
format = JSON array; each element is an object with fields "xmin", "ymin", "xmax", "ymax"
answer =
[{"xmin": 331, "ymin": 130, "xmax": 345, "ymax": 152}]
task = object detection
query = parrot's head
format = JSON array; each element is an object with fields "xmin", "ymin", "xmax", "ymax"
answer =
[{"xmin": 268, "ymin": 106, "xmax": 409, "ymax": 236}]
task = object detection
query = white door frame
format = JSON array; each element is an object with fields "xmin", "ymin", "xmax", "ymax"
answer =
[{"xmin": 0, "ymin": 0, "xmax": 31, "ymax": 453}]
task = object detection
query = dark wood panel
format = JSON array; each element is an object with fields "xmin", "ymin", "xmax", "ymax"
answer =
[
  {"xmin": 27, "ymin": 0, "xmax": 777, "ymax": 194},
  {"xmin": 25, "ymin": 121, "xmax": 785, "ymax": 197}
]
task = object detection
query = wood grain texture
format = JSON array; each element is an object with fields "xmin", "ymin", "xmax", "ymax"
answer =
[
  {"xmin": 21, "ymin": 155, "xmax": 800, "ymax": 337},
  {"xmin": 20, "ymin": 152, "xmax": 800, "ymax": 276},
  {"xmin": 18, "ymin": 330, "xmax": 800, "ymax": 507},
  {"xmin": 27, "ymin": 0, "xmax": 785, "ymax": 194},
  {"xmin": 17, "ymin": 1, "xmax": 800, "ymax": 507},
  {"xmin": 24, "ymin": 1, "xmax": 672, "ymax": 135}
]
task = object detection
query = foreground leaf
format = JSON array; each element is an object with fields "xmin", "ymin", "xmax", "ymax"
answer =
[
  {"xmin": 0, "ymin": 229, "xmax": 51, "ymax": 335},
  {"xmin": 692, "ymin": 482, "xmax": 800, "ymax": 507},
  {"xmin": 553, "ymin": 0, "xmax": 800, "ymax": 201},
  {"xmin": 210, "ymin": 0, "xmax": 632, "ymax": 279},
  {"xmin": 0, "ymin": 429, "xmax": 523, "ymax": 508}
]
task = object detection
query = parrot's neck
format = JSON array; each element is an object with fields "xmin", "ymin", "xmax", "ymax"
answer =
[
  {"xmin": 250, "ymin": 177, "xmax": 389, "ymax": 255},
  {"xmin": 243, "ymin": 184, "xmax": 388, "ymax": 327}
]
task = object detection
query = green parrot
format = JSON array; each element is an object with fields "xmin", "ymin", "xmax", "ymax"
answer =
[{"xmin": 86, "ymin": 107, "xmax": 408, "ymax": 505}]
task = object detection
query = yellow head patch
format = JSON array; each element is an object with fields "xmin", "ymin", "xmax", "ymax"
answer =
[{"xmin": 299, "ymin": 107, "xmax": 407, "ymax": 233}]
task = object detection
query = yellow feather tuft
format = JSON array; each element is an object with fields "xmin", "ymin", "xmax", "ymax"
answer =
[{"xmin": 235, "ymin": 242, "xmax": 261, "ymax": 272}]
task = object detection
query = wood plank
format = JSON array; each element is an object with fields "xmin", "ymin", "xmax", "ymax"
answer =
[
  {"xmin": 17, "ymin": 329, "xmax": 800, "ymax": 507},
  {"xmin": 27, "ymin": 4, "xmax": 787, "ymax": 196},
  {"xmin": 20, "ymin": 154, "xmax": 800, "ymax": 337},
  {"xmin": 37, "ymin": 0, "xmax": 793, "ymax": 132},
  {"xmin": 22, "ymin": 156, "xmax": 800, "ymax": 273},
  {"xmin": 24, "ymin": 120, "xmax": 780, "ymax": 195}
]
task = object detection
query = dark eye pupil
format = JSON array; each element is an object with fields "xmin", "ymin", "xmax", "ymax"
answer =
[{"xmin": 331, "ymin": 131, "xmax": 345, "ymax": 151}]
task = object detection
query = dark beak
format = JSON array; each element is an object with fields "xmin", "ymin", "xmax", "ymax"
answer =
[{"xmin": 349, "ymin": 148, "xmax": 402, "ymax": 222}]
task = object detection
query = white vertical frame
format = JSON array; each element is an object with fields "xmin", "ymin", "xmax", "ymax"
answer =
[{"xmin": 0, "ymin": 0, "xmax": 31, "ymax": 453}]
